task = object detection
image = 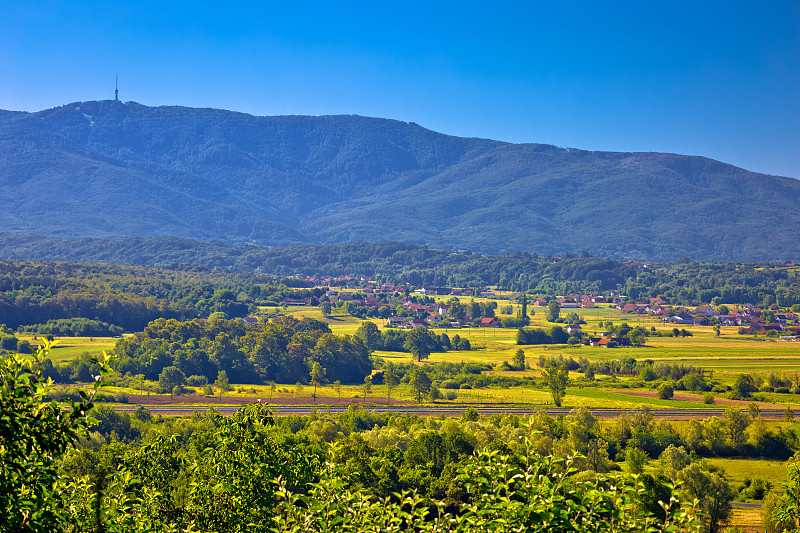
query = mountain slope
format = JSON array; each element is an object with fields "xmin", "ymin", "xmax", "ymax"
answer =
[{"xmin": 0, "ymin": 100, "xmax": 797, "ymax": 260}]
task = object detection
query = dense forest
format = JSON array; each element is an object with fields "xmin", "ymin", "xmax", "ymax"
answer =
[
  {"xmin": 111, "ymin": 316, "xmax": 371, "ymax": 384},
  {"xmin": 0, "ymin": 260, "xmax": 316, "ymax": 330}
]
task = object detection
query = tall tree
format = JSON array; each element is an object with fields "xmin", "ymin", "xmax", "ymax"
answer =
[
  {"xmin": 384, "ymin": 364, "xmax": 399, "ymax": 404},
  {"xmin": 513, "ymin": 349, "xmax": 525, "ymax": 370},
  {"xmin": 409, "ymin": 367, "xmax": 432, "ymax": 403},
  {"xmin": 725, "ymin": 407, "xmax": 751, "ymax": 449},
  {"xmin": 0, "ymin": 340, "xmax": 110, "ymax": 532},
  {"xmin": 545, "ymin": 300, "xmax": 560, "ymax": 322},
  {"xmin": 320, "ymin": 301, "xmax": 332, "ymax": 318},
  {"xmin": 310, "ymin": 362, "xmax": 326, "ymax": 402},
  {"xmin": 543, "ymin": 364, "xmax": 568, "ymax": 407},
  {"xmin": 158, "ymin": 366, "xmax": 186, "ymax": 399},
  {"xmin": 403, "ymin": 327, "xmax": 436, "ymax": 362},
  {"xmin": 362, "ymin": 375, "xmax": 372, "ymax": 400},
  {"xmin": 215, "ymin": 370, "xmax": 230, "ymax": 398},
  {"xmin": 333, "ymin": 380, "xmax": 342, "ymax": 401},
  {"xmin": 517, "ymin": 293, "xmax": 530, "ymax": 324},
  {"xmin": 355, "ymin": 321, "xmax": 382, "ymax": 351},
  {"xmin": 679, "ymin": 463, "xmax": 733, "ymax": 533}
]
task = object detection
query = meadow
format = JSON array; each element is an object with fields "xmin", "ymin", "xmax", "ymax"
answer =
[{"xmin": 36, "ymin": 299, "xmax": 800, "ymax": 410}]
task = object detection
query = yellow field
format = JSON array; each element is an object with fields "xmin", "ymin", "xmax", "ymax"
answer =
[{"xmin": 18, "ymin": 335, "xmax": 118, "ymax": 363}]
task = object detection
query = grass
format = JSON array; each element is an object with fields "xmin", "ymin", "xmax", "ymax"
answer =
[
  {"xmin": 705, "ymin": 457, "xmax": 789, "ymax": 486},
  {"xmin": 20, "ymin": 303, "xmax": 800, "ymax": 410},
  {"xmin": 565, "ymin": 388, "xmax": 707, "ymax": 409},
  {"xmin": 18, "ymin": 335, "xmax": 119, "ymax": 364}
]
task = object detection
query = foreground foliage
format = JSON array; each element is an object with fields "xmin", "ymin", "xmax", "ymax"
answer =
[
  {"xmin": 2, "ymin": 345, "xmax": 707, "ymax": 532},
  {"xmin": 0, "ymin": 341, "xmax": 109, "ymax": 532}
]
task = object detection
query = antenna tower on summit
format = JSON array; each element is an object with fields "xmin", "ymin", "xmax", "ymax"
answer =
[{"xmin": 115, "ymin": 75, "xmax": 119, "ymax": 101}]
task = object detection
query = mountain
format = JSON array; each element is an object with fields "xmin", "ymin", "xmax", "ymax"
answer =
[{"xmin": 0, "ymin": 100, "xmax": 798, "ymax": 261}]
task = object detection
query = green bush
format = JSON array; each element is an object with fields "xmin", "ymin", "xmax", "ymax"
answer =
[
  {"xmin": 187, "ymin": 375, "xmax": 209, "ymax": 386},
  {"xmin": 114, "ymin": 391, "xmax": 129, "ymax": 403},
  {"xmin": 657, "ymin": 383, "xmax": 674, "ymax": 400}
]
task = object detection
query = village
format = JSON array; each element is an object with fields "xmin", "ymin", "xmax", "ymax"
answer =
[{"xmin": 281, "ymin": 277, "xmax": 800, "ymax": 343}]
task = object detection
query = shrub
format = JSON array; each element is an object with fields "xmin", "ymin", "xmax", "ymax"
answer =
[
  {"xmin": 625, "ymin": 447, "xmax": 649, "ymax": 474},
  {"xmin": 462, "ymin": 407, "xmax": 480, "ymax": 422},
  {"xmin": 657, "ymin": 383, "xmax": 674, "ymax": 400},
  {"xmin": 187, "ymin": 375, "xmax": 209, "ymax": 386},
  {"xmin": 444, "ymin": 390, "xmax": 458, "ymax": 401},
  {"xmin": 114, "ymin": 392, "xmax": 129, "ymax": 403},
  {"xmin": 93, "ymin": 392, "xmax": 115, "ymax": 403},
  {"xmin": 1, "ymin": 335, "xmax": 19, "ymax": 350},
  {"xmin": 429, "ymin": 384, "xmax": 442, "ymax": 401},
  {"xmin": 703, "ymin": 393, "xmax": 715, "ymax": 404}
]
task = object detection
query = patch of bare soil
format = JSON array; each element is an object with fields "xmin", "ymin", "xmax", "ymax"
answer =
[{"xmin": 126, "ymin": 394, "xmax": 415, "ymax": 407}]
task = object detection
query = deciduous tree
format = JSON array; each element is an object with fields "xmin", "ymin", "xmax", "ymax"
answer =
[
  {"xmin": 158, "ymin": 366, "xmax": 186, "ymax": 398},
  {"xmin": 310, "ymin": 362, "xmax": 326, "ymax": 401},
  {"xmin": 513, "ymin": 349, "xmax": 525, "ymax": 370},
  {"xmin": 545, "ymin": 300, "xmax": 560, "ymax": 322},
  {"xmin": 409, "ymin": 367, "xmax": 432, "ymax": 403},
  {"xmin": 543, "ymin": 363, "xmax": 568, "ymax": 407},
  {"xmin": 355, "ymin": 321, "xmax": 382, "ymax": 351},
  {"xmin": 384, "ymin": 364, "xmax": 399, "ymax": 404},
  {"xmin": 404, "ymin": 327, "xmax": 436, "ymax": 362}
]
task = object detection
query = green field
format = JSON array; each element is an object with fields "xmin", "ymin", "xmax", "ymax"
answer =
[
  {"xmin": 25, "ymin": 302, "xmax": 800, "ymax": 410},
  {"xmin": 20, "ymin": 336, "xmax": 118, "ymax": 364},
  {"xmin": 705, "ymin": 457, "xmax": 790, "ymax": 486}
]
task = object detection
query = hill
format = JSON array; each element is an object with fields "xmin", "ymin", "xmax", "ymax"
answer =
[{"xmin": 1, "ymin": 100, "xmax": 798, "ymax": 261}]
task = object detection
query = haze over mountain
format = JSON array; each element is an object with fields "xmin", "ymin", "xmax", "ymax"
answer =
[{"xmin": 0, "ymin": 100, "xmax": 797, "ymax": 261}]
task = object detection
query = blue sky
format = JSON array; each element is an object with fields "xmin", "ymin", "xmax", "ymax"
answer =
[{"xmin": 2, "ymin": 1, "xmax": 798, "ymax": 178}]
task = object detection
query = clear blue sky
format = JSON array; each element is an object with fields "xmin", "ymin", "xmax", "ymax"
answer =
[{"xmin": 2, "ymin": 1, "xmax": 798, "ymax": 178}]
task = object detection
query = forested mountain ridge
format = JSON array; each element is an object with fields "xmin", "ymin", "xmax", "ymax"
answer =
[{"xmin": 1, "ymin": 100, "xmax": 798, "ymax": 260}]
